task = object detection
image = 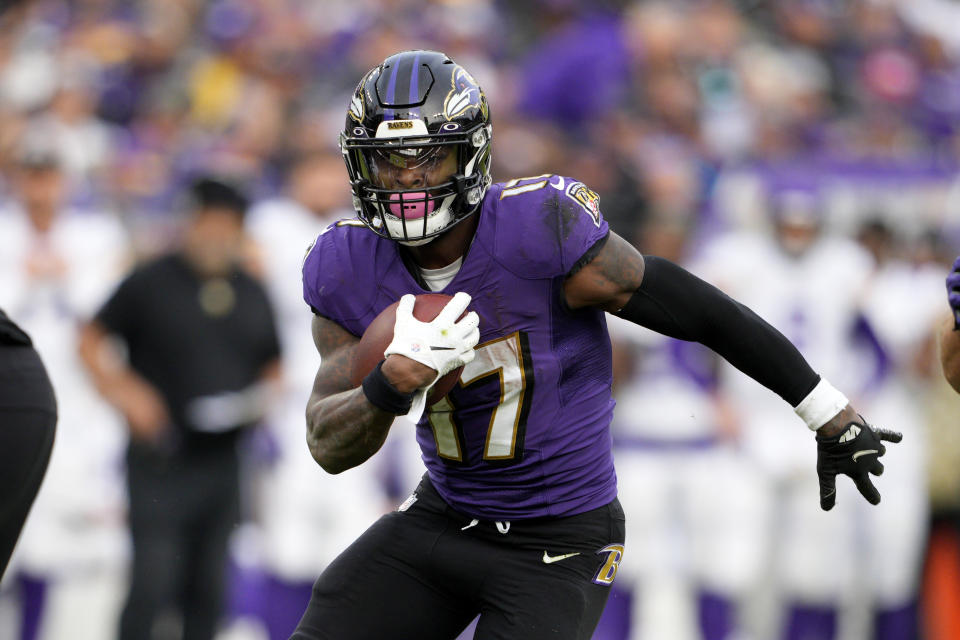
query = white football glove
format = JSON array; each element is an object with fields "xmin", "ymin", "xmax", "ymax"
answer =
[{"xmin": 384, "ymin": 292, "xmax": 480, "ymax": 386}]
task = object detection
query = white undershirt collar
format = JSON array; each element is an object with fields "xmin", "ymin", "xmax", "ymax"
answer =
[{"xmin": 418, "ymin": 256, "xmax": 463, "ymax": 292}]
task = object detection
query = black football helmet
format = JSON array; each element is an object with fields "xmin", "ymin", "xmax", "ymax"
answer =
[{"xmin": 340, "ymin": 50, "xmax": 492, "ymax": 245}]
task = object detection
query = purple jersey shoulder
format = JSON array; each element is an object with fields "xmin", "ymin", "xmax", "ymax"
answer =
[
  {"xmin": 301, "ymin": 176, "xmax": 609, "ymax": 335},
  {"xmin": 301, "ymin": 218, "xmax": 392, "ymax": 337},
  {"xmin": 483, "ymin": 175, "xmax": 608, "ymax": 279}
]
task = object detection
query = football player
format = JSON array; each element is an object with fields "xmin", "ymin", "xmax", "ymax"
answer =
[{"xmin": 294, "ymin": 50, "xmax": 900, "ymax": 640}]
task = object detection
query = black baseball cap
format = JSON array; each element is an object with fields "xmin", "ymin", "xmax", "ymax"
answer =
[{"xmin": 188, "ymin": 175, "xmax": 249, "ymax": 217}]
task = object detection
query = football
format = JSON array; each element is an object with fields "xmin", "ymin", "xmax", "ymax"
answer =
[{"xmin": 351, "ymin": 293, "xmax": 466, "ymax": 407}]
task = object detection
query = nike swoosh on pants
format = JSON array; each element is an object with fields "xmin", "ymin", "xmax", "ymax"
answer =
[{"xmin": 542, "ymin": 551, "xmax": 580, "ymax": 564}]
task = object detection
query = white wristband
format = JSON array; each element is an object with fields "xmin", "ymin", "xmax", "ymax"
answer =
[{"xmin": 793, "ymin": 378, "xmax": 849, "ymax": 431}]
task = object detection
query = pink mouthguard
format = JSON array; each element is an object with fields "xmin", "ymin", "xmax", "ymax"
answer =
[{"xmin": 388, "ymin": 192, "xmax": 436, "ymax": 220}]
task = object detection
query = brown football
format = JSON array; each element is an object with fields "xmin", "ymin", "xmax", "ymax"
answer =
[{"xmin": 351, "ymin": 293, "xmax": 466, "ymax": 407}]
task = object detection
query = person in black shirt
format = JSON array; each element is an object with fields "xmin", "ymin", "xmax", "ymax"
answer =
[
  {"xmin": 0, "ymin": 308, "xmax": 57, "ymax": 580},
  {"xmin": 79, "ymin": 176, "xmax": 282, "ymax": 640}
]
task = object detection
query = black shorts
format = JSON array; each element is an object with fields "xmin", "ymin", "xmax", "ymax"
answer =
[{"xmin": 291, "ymin": 475, "xmax": 626, "ymax": 640}]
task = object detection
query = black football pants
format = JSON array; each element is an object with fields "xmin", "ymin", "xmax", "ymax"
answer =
[
  {"xmin": 119, "ymin": 441, "xmax": 241, "ymax": 640},
  {"xmin": 0, "ymin": 344, "xmax": 57, "ymax": 580},
  {"xmin": 290, "ymin": 476, "xmax": 626, "ymax": 640}
]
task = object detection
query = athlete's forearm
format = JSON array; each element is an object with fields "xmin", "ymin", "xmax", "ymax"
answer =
[
  {"xmin": 306, "ymin": 388, "xmax": 394, "ymax": 474},
  {"xmin": 939, "ymin": 314, "xmax": 960, "ymax": 393},
  {"xmin": 307, "ymin": 314, "xmax": 398, "ymax": 473}
]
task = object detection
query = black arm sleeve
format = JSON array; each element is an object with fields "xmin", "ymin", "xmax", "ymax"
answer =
[{"xmin": 615, "ymin": 255, "xmax": 819, "ymax": 406}]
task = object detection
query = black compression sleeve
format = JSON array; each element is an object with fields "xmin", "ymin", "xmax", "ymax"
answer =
[{"xmin": 615, "ymin": 255, "xmax": 819, "ymax": 406}]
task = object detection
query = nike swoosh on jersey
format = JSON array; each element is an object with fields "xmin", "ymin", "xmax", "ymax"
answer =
[
  {"xmin": 542, "ymin": 551, "xmax": 580, "ymax": 564},
  {"xmin": 852, "ymin": 449, "xmax": 879, "ymax": 462}
]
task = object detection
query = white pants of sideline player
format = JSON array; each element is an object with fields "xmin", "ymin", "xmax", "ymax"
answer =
[{"xmin": 613, "ymin": 444, "xmax": 770, "ymax": 640}]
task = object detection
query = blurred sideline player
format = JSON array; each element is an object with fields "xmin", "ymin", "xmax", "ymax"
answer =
[
  {"xmin": 855, "ymin": 219, "xmax": 942, "ymax": 640},
  {"xmin": 238, "ymin": 151, "xmax": 412, "ymax": 640},
  {"xmin": 292, "ymin": 50, "xmax": 898, "ymax": 640},
  {"xmin": 698, "ymin": 190, "xmax": 927, "ymax": 640},
  {"xmin": 0, "ymin": 132, "xmax": 130, "ymax": 640},
  {"xmin": 608, "ymin": 212, "xmax": 768, "ymax": 640}
]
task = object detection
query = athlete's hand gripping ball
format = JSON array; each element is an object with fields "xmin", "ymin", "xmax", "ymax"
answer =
[
  {"xmin": 815, "ymin": 416, "xmax": 902, "ymax": 511},
  {"xmin": 385, "ymin": 292, "xmax": 480, "ymax": 388}
]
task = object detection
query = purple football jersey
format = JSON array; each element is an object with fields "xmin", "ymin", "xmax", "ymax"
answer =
[{"xmin": 302, "ymin": 175, "xmax": 617, "ymax": 520}]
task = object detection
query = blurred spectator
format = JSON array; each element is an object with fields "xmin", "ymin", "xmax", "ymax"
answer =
[
  {"xmin": 78, "ymin": 176, "xmax": 281, "ymax": 640},
  {"xmin": 41, "ymin": 54, "xmax": 116, "ymax": 187},
  {"xmin": 513, "ymin": 3, "xmax": 630, "ymax": 131},
  {"xmin": 0, "ymin": 130, "xmax": 130, "ymax": 640}
]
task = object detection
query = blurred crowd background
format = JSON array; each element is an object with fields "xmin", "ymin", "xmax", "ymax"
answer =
[{"xmin": 2, "ymin": 0, "xmax": 960, "ymax": 639}]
